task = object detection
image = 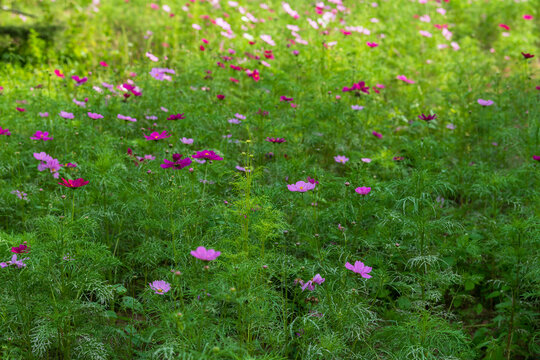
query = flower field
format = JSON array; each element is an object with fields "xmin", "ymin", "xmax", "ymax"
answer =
[{"xmin": 0, "ymin": 0, "xmax": 538, "ymax": 359}]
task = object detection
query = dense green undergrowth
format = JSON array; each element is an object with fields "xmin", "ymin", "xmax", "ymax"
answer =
[{"xmin": 0, "ymin": 0, "xmax": 539, "ymax": 359}]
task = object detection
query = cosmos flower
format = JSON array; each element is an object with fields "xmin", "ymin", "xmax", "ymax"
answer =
[
  {"xmin": 149, "ymin": 68, "xmax": 175, "ymax": 81},
  {"xmin": 343, "ymin": 81, "xmax": 370, "ymax": 94},
  {"xmin": 144, "ymin": 130, "xmax": 171, "ymax": 141},
  {"xmin": 287, "ymin": 181, "xmax": 316, "ymax": 192},
  {"xmin": 1, "ymin": 254, "xmax": 29, "ymax": 269},
  {"xmin": 54, "ymin": 69, "xmax": 65, "ymax": 78},
  {"xmin": 193, "ymin": 150, "xmax": 223, "ymax": 161},
  {"xmin": 521, "ymin": 52, "xmax": 535, "ymax": 59},
  {"xmin": 30, "ymin": 131, "xmax": 53, "ymax": 141},
  {"xmin": 345, "ymin": 261, "xmax": 372, "ymax": 278},
  {"xmin": 217, "ymin": 94, "xmax": 225, "ymax": 100},
  {"xmin": 372, "ymin": 131, "xmax": 383, "ymax": 138},
  {"xmin": 58, "ymin": 178, "xmax": 89, "ymax": 188},
  {"xmin": 117, "ymin": 114, "xmax": 137, "ymax": 122},
  {"xmin": 59, "ymin": 111, "xmax": 74, "ymax": 119},
  {"xmin": 160, "ymin": 154, "xmax": 192, "ymax": 170},
  {"xmin": 366, "ymin": 42, "xmax": 379, "ymax": 47},
  {"xmin": 88, "ymin": 112, "xmax": 103, "ymax": 119},
  {"xmin": 149, "ymin": 280, "xmax": 171, "ymax": 295},
  {"xmin": 334, "ymin": 155, "xmax": 349, "ymax": 164},
  {"xmin": 478, "ymin": 99, "xmax": 494, "ymax": 106},
  {"xmin": 396, "ymin": 75, "xmax": 415, "ymax": 84},
  {"xmin": 266, "ymin": 137, "xmax": 286, "ymax": 143},
  {"xmin": 11, "ymin": 243, "xmax": 30, "ymax": 254},
  {"xmin": 355, "ymin": 187, "xmax": 371, "ymax": 195},
  {"xmin": 71, "ymin": 75, "xmax": 88, "ymax": 85},
  {"xmin": 0, "ymin": 127, "xmax": 11, "ymax": 136},
  {"xmin": 307, "ymin": 177, "xmax": 319, "ymax": 185},
  {"xmin": 532, "ymin": 155, "xmax": 540, "ymax": 161},
  {"xmin": 190, "ymin": 246, "xmax": 221, "ymax": 261},
  {"xmin": 180, "ymin": 137, "xmax": 194, "ymax": 144},
  {"xmin": 167, "ymin": 113, "xmax": 185, "ymax": 120},
  {"xmin": 418, "ymin": 113, "xmax": 437, "ymax": 121},
  {"xmin": 351, "ymin": 105, "xmax": 364, "ymax": 110},
  {"xmin": 361, "ymin": 158, "xmax": 372, "ymax": 163}
]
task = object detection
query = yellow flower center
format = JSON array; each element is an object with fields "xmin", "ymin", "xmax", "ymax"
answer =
[{"xmin": 299, "ymin": 186, "xmax": 304, "ymax": 189}]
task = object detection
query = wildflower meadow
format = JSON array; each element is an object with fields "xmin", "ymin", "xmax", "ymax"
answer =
[{"xmin": 0, "ymin": 0, "xmax": 539, "ymax": 359}]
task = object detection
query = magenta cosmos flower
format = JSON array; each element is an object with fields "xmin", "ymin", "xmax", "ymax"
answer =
[
  {"xmin": 478, "ymin": 99, "xmax": 494, "ymax": 106},
  {"xmin": 355, "ymin": 187, "xmax": 371, "ymax": 195},
  {"xmin": 287, "ymin": 181, "xmax": 316, "ymax": 192},
  {"xmin": 149, "ymin": 280, "xmax": 171, "ymax": 295},
  {"xmin": 345, "ymin": 261, "xmax": 372, "ymax": 278},
  {"xmin": 30, "ymin": 131, "xmax": 53, "ymax": 141},
  {"xmin": 72, "ymin": 75, "xmax": 88, "ymax": 85},
  {"xmin": 12, "ymin": 243, "xmax": 30, "ymax": 254},
  {"xmin": 372, "ymin": 131, "xmax": 383, "ymax": 139},
  {"xmin": 160, "ymin": 154, "xmax": 192, "ymax": 169},
  {"xmin": 266, "ymin": 137, "xmax": 286, "ymax": 143},
  {"xmin": 144, "ymin": 130, "xmax": 171, "ymax": 141},
  {"xmin": 167, "ymin": 113, "xmax": 185, "ymax": 120},
  {"xmin": 334, "ymin": 155, "xmax": 349, "ymax": 164},
  {"xmin": 193, "ymin": 150, "xmax": 223, "ymax": 161},
  {"xmin": 0, "ymin": 127, "xmax": 11, "ymax": 136},
  {"xmin": 191, "ymin": 246, "xmax": 221, "ymax": 261},
  {"xmin": 532, "ymin": 155, "xmax": 540, "ymax": 161},
  {"xmin": 58, "ymin": 178, "xmax": 89, "ymax": 188}
]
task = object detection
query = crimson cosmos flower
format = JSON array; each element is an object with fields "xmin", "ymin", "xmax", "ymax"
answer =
[
  {"xmin": 521, "ymin": 52, "xmax": 535, "ymax": 59},
  {"xmin": 266, "ymin": 137, "xmax": 286, "ymax": 143},
  {"xmin": 418, "ymin": 113, "xmax": 437, "ymax": 121},
  {"xmin": 58, "ymin": 178, "xmax": 89, "ymax": 188}
]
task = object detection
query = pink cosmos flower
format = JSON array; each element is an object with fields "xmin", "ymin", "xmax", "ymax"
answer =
[
  {"xmin": 396, "ymin": 75, "xmax": 415, "ymax": 84},
  {"xmin": 54, "ymin": 69, "xmax": 65, "ymax": 78},
  {"xmin": 117, "ymin": 114, "xmax": 137, "ymax": 122},
  {"xmin": 59, "ymin": 111, "xmax": 74, "ymax": 119},
  {"xmin": 361, "ymin": 158, "xmax": 372, "ymax": 163},
  {"xmin": 217, "ymin": 94, "xmax": 225, "ymax": 100},
  {"xmin": 355, "ymin": 187, "xmax": 371, "ymax": 195},
  {"xmin": 1, "ymin": 254, "xmax": 28, "ymax": 269},
  {"xmin": 167, "ymin": 113, "xmax": 185, "ymax": 120},
  {"xmin": 280, "ymin": 95, "xmax": 293, "ymax": 102},
  {"xmin": 300, "ymin": 274, "xmax": 325, "ymax": 291},
  {"xmin": 88, "ymin": 112, "xmax": 103, "ymax": 119},
  {"xmin": 345, "ymin": 261, "xmax": 372, "ymax": 278},
  {"xmin": 193, "ymin": 150, "xmax": 223, "ymax": 160},
  {"xmin": 287, "ymin": 181, "xmax": 316, "ymax": 192},
  {"xmin": 99, "ymin": 61, "xmax": 108, "ymax": 67},
  {"xmin": 39, "ymin": 112, "xmax": 49, "ymax": 117},
  {"xmin": 532, "ymin": 155, "xmax": 540, "ymax": 161},
  {"xmin": 180, "ymin": 137, "xmax": 194, "ymax": 144},
  {"xmin": 367, "ymin": 42, "xmax": 378, "ymax": 47},
  {"xmin": 523, "ymin": 15, "xmax": 533, "ymax": 20},
  {"xmin": 0, "ymin": 127, "xmax": 11, "ymax": 136},
  {"xmin": 351, "ymin": 105, "xmax": 364, "ymax": 111},
  {"xmin": 144, "ymin": 130, "xmax": 171, "ymax": 141},
  {"xmin": 190, "ymin": 246, "xmax": 221, "ymax": 261},
  {"xmin": 499, "ymin": 24, "xmax": 510, "ymax": 31},
  {"xmin": 334, "ymin": 155, "xmax": 349, "ymax": 164},
  {"xmin": 16, "ymin": 107, "xmax": 25, "ymax": 112},
  {"xmin": 145, "ymin": 52, "xmax": 159, "ymax": 62},
  {"xmin": 477, "ymin": 99, "xmax": 494, "ymax": 106},
  {"xmin": 149, "ymin": 280, "xmax": 171, "ymax": 295},
  {"xmin": 30, "ymin": 131, "xmax": 53, "ymax": 141},
  {"xmin": 372, "ymin": 131, "xmax": 383, "ymax": 138}
]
